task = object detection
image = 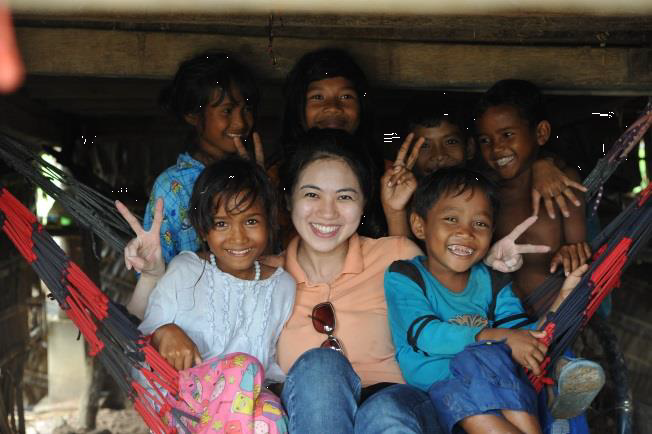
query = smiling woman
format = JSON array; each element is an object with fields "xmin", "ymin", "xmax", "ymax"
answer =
[{"xmin": 275, "ymin": 129, "xmax": 442, "ymax": 434}]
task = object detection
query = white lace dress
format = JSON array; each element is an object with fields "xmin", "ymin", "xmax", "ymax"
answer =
[{"xmin": 139, "ymin": 251, "xmax": 296, "ymax": 382}]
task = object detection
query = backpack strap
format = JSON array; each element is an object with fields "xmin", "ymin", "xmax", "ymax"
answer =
[
  {"xmin": 389, "ymin": 260, "xmax": 427, "ymax": 297},
  {"xmin": 487, "ymin": 269, "xmax": 535, "ymax": 328},
  {"xmin": 389, "ymin": 260, "xmax": 439, "ymax": 356}
]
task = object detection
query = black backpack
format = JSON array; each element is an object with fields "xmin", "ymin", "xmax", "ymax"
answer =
[{"xmin": 388, "ymin": 260, "xmax": 534, "ymax": 356}]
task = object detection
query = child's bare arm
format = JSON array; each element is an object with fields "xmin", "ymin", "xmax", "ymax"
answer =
[
  {"xmin": 550, "ymin": 167, "xmax": 591, "ymax": 275},
  {"xmin": 152, "ymin": 323, "xmax": 202, "ymax": 371},
  {"xmin": 115, "ymin": 198, "xmax": 166, "ymax": 319},
  {"xmin": 476, "ymin": 328, "xmax": 548, "ymax": 375},
  {"xmin": 546, "ymin": 263, "xmax": 589, "ymax": 314}
]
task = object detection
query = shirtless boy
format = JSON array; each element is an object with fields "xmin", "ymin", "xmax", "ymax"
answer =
[
  {"xmin": 474, "ymin": 80, "xmax": 603, "ymax": 423},
  {"xmin": 474, "ymin": 80, "xmax": 591, "ymax": 301}
]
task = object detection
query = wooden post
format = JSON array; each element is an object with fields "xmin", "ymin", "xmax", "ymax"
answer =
[{"xmin": 77, "ymin": 229, "xmax": 104, "ymax": 430}]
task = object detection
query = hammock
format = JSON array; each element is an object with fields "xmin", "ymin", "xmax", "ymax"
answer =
[
  {"xmin": 0, "ymin": 99, "xmax": 650, "ymax": 432},
  {"xmin": 0, "ymin": 188, "xmax": 190, "ymax": 434},
  {"xmin": 524, "ymin": 98, "xmax": 652, "ymax": 391},
  {"xmin": 0, "ymin": 134, "xmax": 134, "ymax": 253}
]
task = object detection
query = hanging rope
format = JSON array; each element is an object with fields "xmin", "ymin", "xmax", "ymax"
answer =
[
  {"xmin": 527, "ymin": 182, "xmax": 652, "ymax": 392},
  {"xmin": 0, "ymin": 133, "xmax": 136, "ymax": 252},
  {"xmin": 583, "ymin": 98, "xmax": 652, "ymax": 213},
  {"xmin": 0, "ymin": 187, "xmax": 184, "ymax": 433}
]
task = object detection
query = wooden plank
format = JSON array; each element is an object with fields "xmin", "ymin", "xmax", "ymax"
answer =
[
  {"xmin": 9, "ymin": 0, "xmax": 652, "ymax": 16},
  {"xmin": 13, "ymin": 13, "xmax": 652, "ymax": 45},
  {"xmin": 14, "ymin": 26, "xmax": 652, "ymax": 92}
]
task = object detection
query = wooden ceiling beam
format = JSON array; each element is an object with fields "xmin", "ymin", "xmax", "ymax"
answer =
[
  {"xmin": 15, "ymin": 26, "xmax": 652, "ymax": 93},
  {"xmin": 13, "ymin": 13, "xmax": 652, "ymax": 46}
]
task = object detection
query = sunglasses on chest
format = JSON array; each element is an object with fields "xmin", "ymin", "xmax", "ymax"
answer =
[{"xmin": 310, "ymin": 301, "xmax": 344, "ymax": 353}]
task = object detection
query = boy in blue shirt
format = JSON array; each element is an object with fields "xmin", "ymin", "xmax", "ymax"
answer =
[{"xmin": 385, "ymin": 168, "xmax": 587, "ymax": 434}]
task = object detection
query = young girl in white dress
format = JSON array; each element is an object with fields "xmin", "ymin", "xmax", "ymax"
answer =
[{"xmin": 136, "ymin": 155, "xmax": 295, "ymax": 434}]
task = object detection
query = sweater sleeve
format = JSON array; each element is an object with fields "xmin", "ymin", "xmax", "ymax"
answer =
[
  {"xmin": 138, "ymin": 260, "xmax": 181, "ymax": 336},
  {"xmin": 385, "ymin": 266, "xmax": 483, "ymax": 356},
  {"xmin": 493, "ymin": 283, "xmax": 537, "ymax": 330}
]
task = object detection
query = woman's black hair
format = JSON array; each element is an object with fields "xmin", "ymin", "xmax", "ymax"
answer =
[
  {"xmin": 279, "ymin": 128, "xmax": 386, "ymax": 237},
  {"xmin": 411, "ymin": 167, "xmax": 500, "ymax": 223},
  {"xmin": 189, "ymin": 155, "xmax": 278, "ymax": 253},
  {"xmin": 159, "ymin": 50, "xmax": 259, "ymax": 153},
  {"xmin": 280, "ymin": 49, "xmax": 380, "ymax": 170}
]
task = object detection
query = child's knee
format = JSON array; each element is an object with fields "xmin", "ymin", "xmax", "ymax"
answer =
[{"xmin": 221, "ymin": 352, "xmax": 263, "ymax": 371}]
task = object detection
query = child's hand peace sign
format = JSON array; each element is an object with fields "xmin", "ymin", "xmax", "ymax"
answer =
[
  {"xmin": 233, "ymin": 132, "xmax": 265, "ymax": 168},
  {"xmin": 484, "ymin": 216, "xmax": 551, "ymax": 273},
  {"xmin": 115, "ymin": 198, "xmax": 165, "ymax": 279},
  {"xmin": 381, "ymin": 133, "xmax": 425, "ymax": 213}
]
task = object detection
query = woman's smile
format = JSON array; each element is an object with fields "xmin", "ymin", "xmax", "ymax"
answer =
[{"xmin": 310, "ymin": 222, "xmax": 341, "ymax": 238}]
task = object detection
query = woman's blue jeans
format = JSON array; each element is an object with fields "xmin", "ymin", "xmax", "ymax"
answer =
[{"xmin": 281, "ymin": 348, "xmax": 442, "ymax": 434}]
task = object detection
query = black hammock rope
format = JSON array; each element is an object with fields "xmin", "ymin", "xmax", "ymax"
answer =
[
  {"xmin": 522, "ymin": 99, "xmax": 652, "ymax": 390},
  {"xmin": 0, "ymin": 134, "xmax": 135, "ymax": 253},
  {"xmin": 0, "ymin": 98, "xmax": 650, "ymax": 432}
]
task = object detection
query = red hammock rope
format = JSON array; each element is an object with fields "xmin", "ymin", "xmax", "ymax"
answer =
[{"xmin": 0, "ymin": 187, "xmax": 183, "ymax": 434}]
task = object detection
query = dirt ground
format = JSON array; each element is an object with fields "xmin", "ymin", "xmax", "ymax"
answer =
[{"xmin": 25, "ymin": 401, "xmax": 149, "ymax": 434}]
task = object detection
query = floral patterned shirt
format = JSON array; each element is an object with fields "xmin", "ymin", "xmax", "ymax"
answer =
[{"xmin": 143, "ymin": 152, "xmax": 204, "ymax": 264}]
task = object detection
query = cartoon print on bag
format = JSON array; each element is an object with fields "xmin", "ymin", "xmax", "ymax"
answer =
[
  {"xmin": 225, "ymin": 354, "xmax": 248, "ymax": 368},
  {"xmin": 200, "ymin": 408, "xmax": 212, "ymax": 425},
  {"xmin": 231, "ymin": 391, "xmax": 254, "ymax": 415},
  {"xmin": 240, "ymin": 362, "xmax": 259, "ymax": 391},
  {"xmin": 224, "ymin": 420, "xmax": 243, "ymax": 434},
  {"xmin": 262, "ymin": 400, "xmax": 283, "ymax": 420},
  {"xmin": 210, "ymin": 374, "xmax": 226, "ymax": 401},
  {"xmin": 253, "ymin": 420, "xmax": 270, "ymax": 434},
  {"xmin": 211, "ymin": 419, "xmax": 224, "ymax": 432},
  {"xmin": 192, "ymin": 374, "xmax": 203, "ymax": 403},
  {"xmin": 275, "ymin": 416, "xmax": 289, "ymax": 434},
  {"xmin": 179, "ymin": 372, "xmax": 203, "ymax": 412}
]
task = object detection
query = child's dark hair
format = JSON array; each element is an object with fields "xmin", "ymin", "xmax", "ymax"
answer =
[
  {"xmin": 280, "ymin": 49, "xmax": 379, "ymax": 168},
  {"xmin": 280, "ymin": 128, "xmax": 388, "ymax": 237},
  {"xmin": 189, "ymin": 155, "xmax": 277, "ymax": 252},
  {"xmin": 411, "ymin": 168, "xmax": 500, "ymax": 223},
  {"xmin": 473, "ymin": 79, "xmax": 547, "ymax": 129},
  {"xmin": 404, "ymin": 98, "xmax": 467, "ymax": 136},
  {"xmin": 159, "ymin": 51, "xmax": 259, "ymax": 150}
]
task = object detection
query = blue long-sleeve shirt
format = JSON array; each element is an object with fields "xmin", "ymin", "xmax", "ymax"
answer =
[{"xmin": 385, "ymin": 256, "xmax": 531, "ymax": 391}]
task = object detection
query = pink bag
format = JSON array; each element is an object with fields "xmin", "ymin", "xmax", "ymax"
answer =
[{"xmin": 167, "ymin": 353, "xmax": 288, "ymax": 434}]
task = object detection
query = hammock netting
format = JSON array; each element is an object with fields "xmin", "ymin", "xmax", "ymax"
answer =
[
  {"xmin": 0, "ymin": 134, "xmax": 134, "ymax": 253},
  {"xmin": 0, "ymin": 98, "xmax": 650, "ymax": 432}
]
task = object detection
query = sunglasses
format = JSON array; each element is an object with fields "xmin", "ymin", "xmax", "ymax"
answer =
[{"xmin": 310, "ymin": 302, "xmax": 344, "ymax": 353}]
